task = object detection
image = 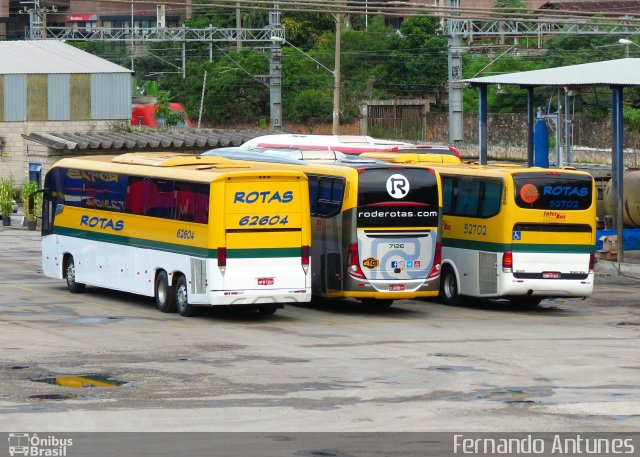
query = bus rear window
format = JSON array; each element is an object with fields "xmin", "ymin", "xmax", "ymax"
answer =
[
  {"xmin": 357, "ymin": 168, "xmax": 439, "ymax": 228},
  {"xmin": 513, "ymin": 172, "xmax": 593, "ymax": 210}
]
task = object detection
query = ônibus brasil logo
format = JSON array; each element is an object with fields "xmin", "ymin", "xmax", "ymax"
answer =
[
  {"xmin": 8, "ymin": 433, "xmax": 73, "ymax": 456},
  {"xmin": 386, "ymin": 174, "xmax": 410, "ymax": 199}
]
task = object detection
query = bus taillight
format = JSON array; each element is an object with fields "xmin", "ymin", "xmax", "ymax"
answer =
[
  {"xmin": 589, "ymin": 252, "xmax": 595, "ymax": 272},
  {"xmin": 217, "ymin": 247, "xmax": 227, "ymax": 275},
  {"xmin": 427, "ymin": 241, "xmax": 442, "ymax": 278},
  {"xmin": 301, "ymin": 245, "xmax": 310, "ymax": 274},
  {"xmin": 347, "ymin": 242, "xmax": 366, "ymax": 279},
  {"xmin": 502, "ymin": 250, "xmax": 513, "ymax": 273}
]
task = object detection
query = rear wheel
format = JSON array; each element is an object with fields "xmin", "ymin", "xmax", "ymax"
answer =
[
  {"xmin": 155, "ymin": 270, "xmax": 176, "ymax": 313},
  {"xmin": 258, "ymin": 305, "xmax": 278, "ymax": 315},
  {"xmin": 440, "ymin": 266, "xmax": 462, "ymax": 306},
  {"xmin": 65, "ymin": 256, "xmax": 85, "ymax": 293},
  {"xmin": 361, "ymin": 298, "xmax": 394, "ymax": 308},
  {"xmin": 509, "ymin": 297, "xmax": 542, "ymax": 307},
  {"xmin": 175, "ymin": 275, "xmax": 196, "ymax": 317}
]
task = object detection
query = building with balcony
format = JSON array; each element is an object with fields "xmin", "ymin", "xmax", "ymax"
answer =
[{"xmin": 5, "ymin": 0, "xmax": 192, "ymax": 40}]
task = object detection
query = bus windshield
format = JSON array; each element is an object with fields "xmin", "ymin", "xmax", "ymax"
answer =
[
  {"xmin": 357, "ymin": 168, "xmax": 439, "ymax": 228},
  {"xmin": 513, "ymin": 172, "xmax": 593, "ymax": 210}
]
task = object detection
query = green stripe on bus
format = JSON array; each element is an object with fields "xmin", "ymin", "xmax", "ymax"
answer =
[
  {"xmin": 54, "ymin": 227, "xmax": 302, "ymax": 259},
  {"xmin": 443, "ymin": 237, "xmax": 593, "ymax": 254}
]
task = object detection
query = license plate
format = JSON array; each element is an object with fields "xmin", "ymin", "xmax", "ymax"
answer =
[
  {"xmin": 389, "ymin": 284, "xmax": 405, "ymax": 291},
  {"xmin": 257, "ymin": 278, "xmax": 274, "ymax": 285},
  {"xmin": 542, "ymin": 272, "xmax": 561, "ymax": 279}
]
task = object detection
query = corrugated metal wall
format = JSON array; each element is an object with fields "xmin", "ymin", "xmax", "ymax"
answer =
[
  {"xmin": 27, "ymin": 75, "xmax": 48, "ymax": 121},
  {"xmin": 0, "ymin": 77, "xmax": 4, "ymax": 121},
  {"xmin": 69, "ymin": 74, "xmax": 91, "ymax": 121},
  {"xmin": 0, "ymin": 72, "xmax": 130, "ymax": 122},
  {"xmin": 4, "ymin": 75, "xmax": 26, "ymax": 121},
  {"xmin": 48, "ymin": 74, "xmax": 70, "ymax": 121},
  {"xmin": 91, "ymin": 73, "xmax": 131, "ymax": 120}
]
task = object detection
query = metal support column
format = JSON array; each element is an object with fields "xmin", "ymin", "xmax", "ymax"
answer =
[
  {"xmin": 478, "ymin": 84, "xmax": 488, "ymax": 165},
  {"xmin": 527, "ymin": 86, "xmax": 534, "ymax": 168},
  {"xmin": 268, "ymin": 6, "xmax": 282, "ymax": 131},
  {"xmin": 612, "ymin": 86, "xmax": 625, "ymax": 267}
]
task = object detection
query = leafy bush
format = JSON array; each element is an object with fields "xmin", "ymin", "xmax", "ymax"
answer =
[
  {"xmin": 0, "ymin": 176, "xmax": 15, "ymax": 217},
  {"xmin": 21, "ymin": 180, "xmax": 41, "ymax": 222}
]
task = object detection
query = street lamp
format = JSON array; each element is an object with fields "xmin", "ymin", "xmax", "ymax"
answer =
[{"xmin": 618, "ymin": 38, "xmax": 638, "ymax": 57}]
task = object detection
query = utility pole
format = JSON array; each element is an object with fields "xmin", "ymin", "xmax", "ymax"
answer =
[
  {"xmin": 269, "ymin": 5, "xmax": 282, "ymax": 131},
  {"xmin": 332, "ymin": 10, "xmax": 342, "ymax": 135},
  {"xmin": 20, "ymin": 0, "xmax": 56, "ymax": 40},
  {"xmin": 236, "ymin": 2, "xmax": 242, "ymax": 52},
  {"xmin": 447, "ymin": 0, "xmax": 464, "ymax": 144}
]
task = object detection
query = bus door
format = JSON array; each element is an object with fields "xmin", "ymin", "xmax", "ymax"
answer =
[
  {"xmin": 355, "ymin": 168, "xmax": 440, "ymax": 287},
  {"xmin": 222, "ymin": 174, "xmax": 310, "ymax": 293},
  {"xmin": 511, "ymin": 172, "xmax": 595, "ymax": 280}
]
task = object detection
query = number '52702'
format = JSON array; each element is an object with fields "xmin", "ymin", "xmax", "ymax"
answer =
[{"xmin": 463, "ymin": 223, "xmax": 487, "ymax": 235}]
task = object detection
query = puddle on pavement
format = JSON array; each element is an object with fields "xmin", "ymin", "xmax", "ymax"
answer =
[
  {"xmin": 73, "ymin": 317, "xmax": 121, "ymax": 325},
  {"xmin": 464, "ymin": 387, "xmax": 551, "ymax": 408},
  {"xmin": 29, "ymin": 393, "xmax": 79, "ymax": 400},
  {"xmin": 32, "ymin": 374, "xmax": 128, "ymax": 388},
  {"xmin": 428, "ymin": 365, "xmax": 485, "ymax": 373},
  {"xmin": 295, "ymin": 451, "xmax": 356, "ymax": 457}
]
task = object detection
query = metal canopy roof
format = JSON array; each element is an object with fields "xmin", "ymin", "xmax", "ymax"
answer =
[
  {"xmin": 462, "ymin": 58, "xmax": 640, "ymax": 87},
  {"xmin": 0, "ymin": 40, "xmax": 131, "ymax": 74}
]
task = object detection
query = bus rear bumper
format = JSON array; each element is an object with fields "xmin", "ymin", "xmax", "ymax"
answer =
[
  {"xmin": 204, "ymin": 289, "xmax": 311, "ymax": 306},
  {"xmin": 499, "ymin": 275, "xmax": 594, "ymax": 298}
]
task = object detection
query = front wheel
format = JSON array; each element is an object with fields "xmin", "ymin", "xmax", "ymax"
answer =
[
  {"xmin": 175, "ymin": 275, "xmax": 196, "ymax": 317},
  {"xmin": 65, "ymin": 256, "xmax": 85, "ymax": 294},
  {"xmin": 440, "ymin": 266, "xmax": 462, "ymax": 306},
  {"xmin": 509, "ymin": 297, "xmax": 542, "ymax": 307}
]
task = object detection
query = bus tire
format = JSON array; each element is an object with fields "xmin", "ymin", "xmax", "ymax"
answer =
[
  {"xmin": 361, "ymin": 298, "xmax": 394, "ymax": 308},
  {"xmin": 155, "ymin": 270, "xmax": 176, "ymax": 313},
  {"xmin": 258, "ymin": 305, "xmax": 278, "ymax": 315},
  {"xmin": 440, "ymin": 266, "xmax": 462, "ymax": 306},
  {"xmin": 175, "ymin": 275, "xmax": 196, "ymax": 317},
  {"xmin": 64, "ymin": 255, "xmax": 85, "ymax": 294},
  {"xmin": 509, "ymin": 297, "xmax": 542, "ymax": 307}
]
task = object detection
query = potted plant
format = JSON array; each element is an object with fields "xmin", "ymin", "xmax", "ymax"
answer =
[
  {"xmin": 0, "ymin": 176, "xmax": 15, "ymax": 226},
  {"xmin": 21, "ymin": 180, "xmax": 41, "ymax": 230}
]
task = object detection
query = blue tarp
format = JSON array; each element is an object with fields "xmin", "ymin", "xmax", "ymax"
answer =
[{"xmin": 595, "ymin": 228, "xmax": 640, "ymax": 251}]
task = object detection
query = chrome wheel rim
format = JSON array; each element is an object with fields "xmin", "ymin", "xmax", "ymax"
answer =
[
  {"xmin": 176, "ymin": 283, "xmax": 187, "ymax": 312},
  {"xmin": 444, "ymin": 274, "xmax": 456, "ymax": 299},
  {"xmin": 67, "ymin": 262, "xmax": 76, "ymax": 286}
]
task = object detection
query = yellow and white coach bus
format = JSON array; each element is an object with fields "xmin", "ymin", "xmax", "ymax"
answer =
[
  {"xmin": 40, "ymin": 153, "xmax": 311, "ymax": 316},
  {"xmin": 203, "ymin": 148, "xmax": 443, "ymax": 307},
  {"xmin": 362, "ymin": 153, "xmax": 596, "ymax": 306}
]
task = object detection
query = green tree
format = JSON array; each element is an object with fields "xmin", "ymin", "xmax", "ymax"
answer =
[{"xmin": 385, "ymin": 16, "xmax": 448, "ymax": 100}]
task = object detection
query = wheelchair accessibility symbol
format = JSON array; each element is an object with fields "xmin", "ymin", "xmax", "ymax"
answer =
[{"xmin": 512, "ymin": 231, "xmax": 521, "ymax": 241}]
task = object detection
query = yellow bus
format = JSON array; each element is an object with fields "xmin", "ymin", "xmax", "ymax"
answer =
[
  {"xmin": 203, "ymin": 148, "xmax": 443, "ymax": 307},
  {"xmin": 362, "ymin": 153, "xmax": 596, "ymax": 306},
  {"xmin": 40, "ymin": 153, "xmax": 311, "ymax": 316}
]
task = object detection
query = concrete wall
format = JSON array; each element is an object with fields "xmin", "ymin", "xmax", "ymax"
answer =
[
  {"xmin": 0, "ymin": 120, "xmax": 115, "ymax": 188},
  {"xmin": 424, "ymin": 112, "xmax": 640, "ymax": 166}
]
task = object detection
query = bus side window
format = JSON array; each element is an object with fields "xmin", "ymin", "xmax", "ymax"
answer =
[
  {"xmin": 479, "ymin": 181, "xmax": 502, "ymax": 217},
  {"xmin": 308, "ymin": 175, "xmax": 319, "ymax": 216},
  {"xmin": 455, "ymin": 180, "xmax": 480, "ymax": 217},
  {"xmin": 176, "ymin": 182, "xmax": 209, "ymax": 223},
  {"xmin": 317, "ymin": 177, "xmax": 343, "ymax": 217},
  {"xmin": 126, "ymin": 177, "xmax": 149, "ymax": 215},
  {"xmin": 148, "ymin": 179, "xmax": 174, "ymax": 219},
  {"xmin": 442, "ymin": 177, "xmax": 454, "ymax": 214}
]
